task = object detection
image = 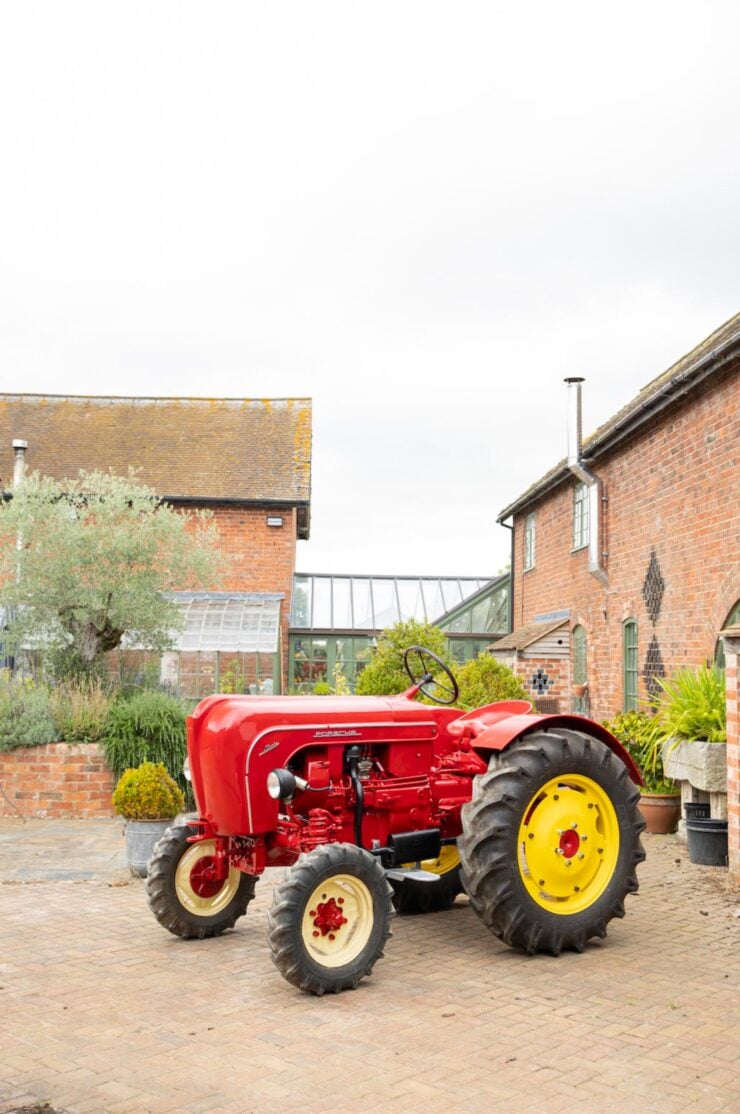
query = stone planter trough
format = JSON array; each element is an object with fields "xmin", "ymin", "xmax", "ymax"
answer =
[{"xmin": 663, "ymin": 738, "xmax": 727, "ymax": 840}]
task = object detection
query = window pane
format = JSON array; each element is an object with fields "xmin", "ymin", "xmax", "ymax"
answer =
[
  {"xmin": 441, "ymin": 580, "xmax": 464, "ymax": 612},
  {"xmin": 372, "ymin": 580, "xmax": 398, "ymax": 628},
  {"xmin": 312, "ymin": 578, "xmax": 332, "ymax": 628},
  {"xmin": 397, "ymin": 579, "xmax": 426, "ymax": 622},
  {"xmin": 624, "ymin": 621, "xmax": 638, "ymax": 711},
  {"xmin": 352, "ymin": 578, "xmax": 374, "ymax": 629},
  {"xmin": 524, "ymin": 513, "xmax": 535, "ymax": 569},
  {"xmin": 573, "ymin": 626, "xmax": 587, "ymax": 684},
  {"xmin": 422, "ymin": 580, "xmax": 445, "ymax": 621},
  {"xmin": 447, "ymin": 609, "xmax": 472, "ymax": 634},
  {"xmin": 291, "ymin": 576, "xmax": 311, "ymax": 627},
  {"xmin": 332, "ymin": 578, "xmax": 353, "ymax": 628}
]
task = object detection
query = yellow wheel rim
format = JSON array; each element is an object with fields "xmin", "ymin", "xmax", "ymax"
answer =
[
  {"xmin": 517, "ymin": 774, "xmax": 620, "ymax": 915},
  {"xmin": 301, "ymin": 874, "xmax": 374, "ymax": 969},
  {"xmin": 175, "ymin": 839, "xmax": 240, "ymax": 917},
  {"xmin": 402, "ymin": 845, "xmax": 461, "ymax": 876}
]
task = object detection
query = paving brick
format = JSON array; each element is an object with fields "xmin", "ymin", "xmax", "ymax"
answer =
[{"xmin": 1, "ymin": 832, "xmax": 739, "ymax": 1113}]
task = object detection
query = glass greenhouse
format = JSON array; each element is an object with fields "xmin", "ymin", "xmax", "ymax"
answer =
[{"xmin": 289, "ymin": 573, "xmax": 509, "ymax": 692}]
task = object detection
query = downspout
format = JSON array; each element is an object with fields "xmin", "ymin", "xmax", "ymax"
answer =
[
  {"xmin": 500, "ymin": 520, "xmax": 515, "ymax": 633},
  {"xmin": 564, "ymin": 379, "xmax": 608, "ymax": 587},
  {"xmin": 12, "ymin": 440, "xmax": 28, "ymax": 576},
  {"xmin": 9, "ymin": 440, "xmax": 28, "ymax": 674}
]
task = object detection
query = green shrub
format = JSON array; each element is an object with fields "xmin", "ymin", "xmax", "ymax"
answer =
[
  {"xmin": 455, "ymin": 654, "xmax": 530, "ymax": 711},
  {"xmin": 602, "ymin": 710, "xmax": 674, "ymax": 793},
  {"xmin": 0, "ymin": 671, "xmax": 56, "ymax": 752},
  {"xmin": 102, "ymin": 689, "xmax": 189, "ymax": 794},
  {"xmin": 355, "ymin": 620, "xmax": 452, "ymax": 698},
  {"xmin": 312, "ymin": 681, "xmax": 333, "ymax": 696},
  {"xmin": 653, "ymin": 664, "xmax": 726, "ymax": 743},
  {"xmin": 50, "ymin": 677, "xmax": 113, "ymax": 743},
  {"xmin": 112, "ymin": 761, "xmax": 184, "ymax": 820}
]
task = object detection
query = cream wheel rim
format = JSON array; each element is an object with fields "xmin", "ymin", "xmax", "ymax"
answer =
[
  {"xmin": 175, "ymin": 839, "xmax": 240, "ymax": 916},
  {"xmin": 300, "ymin": 874, "xmax": 374, "ymax": 969}
]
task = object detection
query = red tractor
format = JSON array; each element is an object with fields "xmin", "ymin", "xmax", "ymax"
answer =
[{"xmin": 146, "ymin": 647, "xmax": 645, "ymax": 995}]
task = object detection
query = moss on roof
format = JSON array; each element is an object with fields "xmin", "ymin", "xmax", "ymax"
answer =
[{"xmin": 0, "ymin": 394, "xmax": 312, "ymax": 507}]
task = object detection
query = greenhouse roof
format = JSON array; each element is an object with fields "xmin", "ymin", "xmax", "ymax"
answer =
[
  {"xmin": 171, "ymin": 592, "xmax": 283, "ymax": 653},
  {"xmin": 290, "ymin": 573, "xmax": 503, "ymax": 632}
]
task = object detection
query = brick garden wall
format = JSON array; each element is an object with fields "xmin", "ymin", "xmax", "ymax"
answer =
[
  {"xmin": 0, "ymin": 743, "xmax": 115, "ymax": 819},
  {"xmin": 511, "ymin": 366, "xmax": 739, "ymax": 720}
]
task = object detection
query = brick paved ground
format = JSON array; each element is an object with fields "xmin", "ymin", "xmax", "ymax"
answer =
[{"xmin": 1, "ymin": 833, "xmax": 739, "ymax": 1114}]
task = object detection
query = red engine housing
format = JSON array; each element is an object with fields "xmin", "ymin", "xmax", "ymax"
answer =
[{"xmin": 185, "ymin": 690, "xmax": 641, "ymax": 874}]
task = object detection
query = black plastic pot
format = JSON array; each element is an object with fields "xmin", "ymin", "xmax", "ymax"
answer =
[
  {"xmin": 685, "ymin": 817, "xmax": 728, "ymax": 867},
  {"xmin": 684, "ymin": 801, "xmax": 711, "ymax": 821}
]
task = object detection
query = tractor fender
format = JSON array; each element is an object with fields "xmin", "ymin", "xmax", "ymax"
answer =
[{"xmin": 470, "ymin": 713, "xmax": 643, "ymax": 786}]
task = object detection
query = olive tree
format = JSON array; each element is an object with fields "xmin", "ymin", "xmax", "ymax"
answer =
[{"xmin": 0, "ymin": 470, "xmax": 221, "ymax": 677}]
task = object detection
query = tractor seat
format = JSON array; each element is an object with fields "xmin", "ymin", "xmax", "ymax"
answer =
[{"xmin": 447, "ymin": 700, "xmax": 533, "ymax": 739}]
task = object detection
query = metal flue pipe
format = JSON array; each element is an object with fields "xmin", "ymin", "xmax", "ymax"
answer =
[{"xmin": 564, "ymin": 379, "xmax": 608, "ymax": 587}]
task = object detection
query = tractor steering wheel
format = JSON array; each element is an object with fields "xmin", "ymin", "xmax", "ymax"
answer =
[{"xmin": 403, "ymin": 646, "xmax": 459, "ymax": 706}]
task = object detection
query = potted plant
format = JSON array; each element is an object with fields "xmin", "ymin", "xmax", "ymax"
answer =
[
  {"xmin": 654, "ymin": 664, "xmax": 728, "ymax": 865},
  {"xmin": 113, "ymin": 761, "xmax": 185, "ymax": 877},
  {"xmin": 602, "ymin": 711, "xmax": 680, "ymax": 834}
]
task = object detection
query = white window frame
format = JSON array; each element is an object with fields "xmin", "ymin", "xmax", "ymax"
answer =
[
  {"xmin": 523, "ymin": 512, "xmax": 536, "ymax": 571},
  {"xmin": 572, "ymin": 482, "xmax": 590, "ymax": 551}
]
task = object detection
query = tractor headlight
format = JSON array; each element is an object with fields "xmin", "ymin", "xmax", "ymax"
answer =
[
  {"xmin": 267, "ymin": 768, "xmax": 309, "ymax": 800},
  {"xmin": 183, "ymin": 755, "xmax": 192, "ymax": 782},
  {"xmin": 267, "ymin": 768, "xmax": 297, "ymax": 800}
]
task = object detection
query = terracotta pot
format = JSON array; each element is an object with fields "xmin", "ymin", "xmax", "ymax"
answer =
[
  {"xmin": 572, "ymin": 683, "xmax": 588, "ymax": 698},
  {"xmin": 638, "ymin": 792, "xmax": 681, "ymax": 835}
]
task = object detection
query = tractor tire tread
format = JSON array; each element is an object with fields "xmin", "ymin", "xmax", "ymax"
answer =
[
  {"xmin": 459, "ymin": 729, "xmax": 644, "ymax": 956},
  {"xmin": 146, "ymin": 824, "xmax": 256, "ymax": 940},
  {"xmin": 266, "ymin": 843, "xmax": 393, "ymax": 996}
]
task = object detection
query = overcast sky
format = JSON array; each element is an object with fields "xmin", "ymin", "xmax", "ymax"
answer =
[{"xmin": 1, "ymin": 2, "xmax": 738, "ymax": 578}]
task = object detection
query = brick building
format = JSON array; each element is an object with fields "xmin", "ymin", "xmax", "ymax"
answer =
[
  {"xmin": 0, "ymin": 394, "xmax": 312, "ymax": 692},
  {"xmin": 494, "ymin": 313, "xmax": 740, "ymax": 720}
]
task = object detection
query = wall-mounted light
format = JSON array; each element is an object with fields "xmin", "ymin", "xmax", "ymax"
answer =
[{"xmin": 266, "ymin": 515, "xmax": 284, "ymax": 528}]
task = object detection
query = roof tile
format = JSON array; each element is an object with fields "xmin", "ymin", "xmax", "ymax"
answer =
[{"xmin": 0, "ymin": 394, "xmax": 312, "ymax": 506}]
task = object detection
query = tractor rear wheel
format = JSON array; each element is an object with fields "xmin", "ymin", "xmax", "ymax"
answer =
[
  {"xmin": 146, "ymin": 824, "xmax": 257, "ymax": 940},
  {"xmin": 267, "ymin": 843, "xmax": 393, "ymax": 995},
  {"xmin": 459, "ymin": 729, "xmax": 645, "ymax": 955},
  {"xmin": 391, "ymin": 844, "xmax": 464, "ymax": 915}
]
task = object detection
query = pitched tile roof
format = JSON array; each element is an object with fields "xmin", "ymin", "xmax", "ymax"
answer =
[
  {"xmin": 0, "ymin": 394, "xmax": 312, "ymax": 531},
  {"xmin": 488, "ymin": 618, "xmax": 567, "ymax": 652},
  {"xmin": 498, "ymin": 312, "xmax": 740, "ymax": 521}
]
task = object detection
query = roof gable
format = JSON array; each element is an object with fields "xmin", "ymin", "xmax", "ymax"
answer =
[
  {"xmin": 0, "ymin": 394, "xmax": 312, "ymax": 512},
  {"xmin": 498, "ymin": 312, "xmax": 740, "ymax": 521}
]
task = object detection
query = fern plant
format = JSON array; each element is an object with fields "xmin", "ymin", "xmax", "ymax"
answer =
[{"xmin": 654, "ymin": 664, "xmax": 726, "ymax": 745}]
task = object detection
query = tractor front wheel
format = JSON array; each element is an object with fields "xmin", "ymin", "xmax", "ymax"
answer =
[
  {"xmin": 267, "ymin": 843, "xmax": 393, "ymax": 995},
  {"xmin": 146, "ymin": 824, "xmax": 257, "ymax": 940},
  {"xmin": 459, "ymin": 729, "xmax": 645, "ymax": 955}
]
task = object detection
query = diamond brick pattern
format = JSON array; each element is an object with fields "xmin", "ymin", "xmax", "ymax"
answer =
[
  {"xmin": 643, "ymin": 634, "xmax": 666, "ymax": 703},
  {"xmin": 530, "ymin": 666, "xmax": 551, "ymax": 695},
  {"xmin": 642, "ymin": 549, "xmax": 665, "ymax": 624}
]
